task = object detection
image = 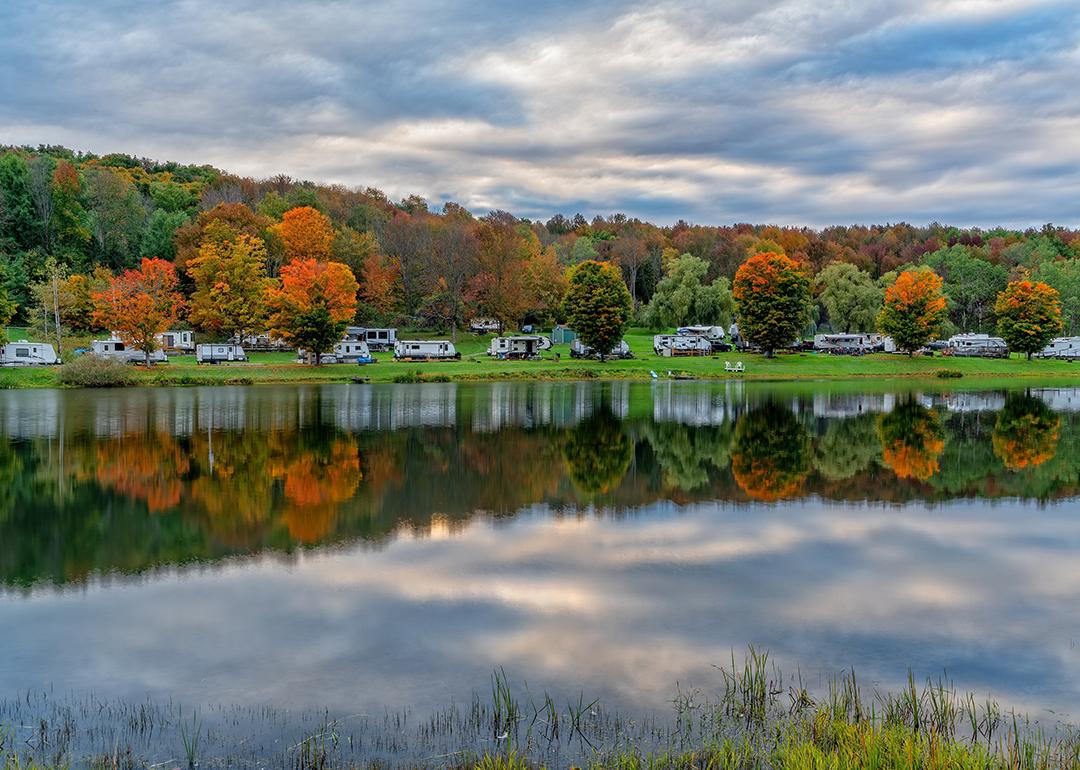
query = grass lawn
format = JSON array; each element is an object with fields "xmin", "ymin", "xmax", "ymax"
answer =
[{"xmin": 1, "ymin": 327, "xmax": 1079, "ymax": 389}]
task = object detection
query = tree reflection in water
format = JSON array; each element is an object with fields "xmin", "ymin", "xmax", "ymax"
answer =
[
  {"xmin": 730, "ymin": 402, "xmax": 811, "ymax": 501},
  {"xmin": 992, "ymin": 393, "xmax": 1061, "ymax": 471},
  {"xmin": 877, "ymin": 398, "xmax": 945, "ymax": 482},
  {"xmin": 562, "ymin": 407, "xmax": 632, "ymax": 496}
]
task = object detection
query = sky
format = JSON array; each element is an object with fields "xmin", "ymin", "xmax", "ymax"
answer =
[{"xmin": 1, "ymin": 0, "xmax": 1079, "ymax": 227}]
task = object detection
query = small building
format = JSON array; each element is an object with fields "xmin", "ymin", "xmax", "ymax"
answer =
[
  {"xmin": 550, "ymin": 325, "xmax": 577, "ymax": 345},
  {"xmin": 92, "ymin": 337, "xmax": 167, "ymax": 365},
  {"xmin": 393, "ymin": 340, "xmax": 460, "ymax": 361},
  {"xmin": 469, "ymin": 318, "xmax": 500, "ymax": 334},
  {"xmin": 156, "ymin": 330, "xmax": 195, "ymax": 352},
  {"xmin": 653, "ymin": 334, "xmax": 712, "ymax": 357},
  {"xmin": 1037, "ymin": 337, "xmax": 1080, "ymax": 360},
  {"xmin": 196, "ymin": 343, "xmax": 247, "ymax": 364},
  {"xmin": 298, "ymin": 340, "xmax": 375, "ymax": 365},
  {"xmin": 487, "ymin": 335, "xmax": 552, "ymax": 359},
  {"xmin": 0, "ymin": 341, "xmax": 60, "ymax": 366},
  {"xmin": 813, "ymin": 333, "xmax": 883, "ymax": 353},
  {"xmin": 570, "ymin": 339, "xmax": 633, "ymax": 359}
]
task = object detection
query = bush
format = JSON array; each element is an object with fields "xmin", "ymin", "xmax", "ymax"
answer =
[
  {"xmin": 58, "ymin": 354, "xmax": 135, "ymax": 387},
  {"xmin": 935, "ymin": 369, "xmax": 963, "ymax": 379},
  {"xmin": 392, "ymin": 370, "xmax": 451, "ymax": 383}
]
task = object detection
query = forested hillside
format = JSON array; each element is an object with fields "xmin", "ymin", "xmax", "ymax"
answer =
[{"xmin": 2, "ymin": 144, "xmax": 1079, "ymax": 339}]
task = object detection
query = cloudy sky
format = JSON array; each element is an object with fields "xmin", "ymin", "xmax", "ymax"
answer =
[{"xmin": 2, "ymin": 0, "xmax": 1078, "ymax": 226}]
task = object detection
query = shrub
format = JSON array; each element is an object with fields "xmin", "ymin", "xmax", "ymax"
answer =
[
  {"xmin": 58, "ymin": 354, "xmax": 135, "ymax": 388},
  {"xmin": 935, "ymin": 369, "xmax": 963, "ymax": 379}
]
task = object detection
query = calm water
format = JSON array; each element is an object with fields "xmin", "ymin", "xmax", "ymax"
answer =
[{"xmin": 1, "ymin": 381, "xmax": 1079, "ymax": 727}]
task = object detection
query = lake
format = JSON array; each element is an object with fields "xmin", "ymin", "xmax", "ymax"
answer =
[{"xmin": 0, "ymin": 380, "xmax": 1078, "ymax": 756}]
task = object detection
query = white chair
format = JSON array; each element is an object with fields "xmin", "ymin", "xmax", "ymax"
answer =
[
  {"xmin": 724, "ymin": 361, "xmax": 734, "ymax": 372},
  {"xmin": 734, "ymin": 361, "xmax": 745, "ymax": 373}
]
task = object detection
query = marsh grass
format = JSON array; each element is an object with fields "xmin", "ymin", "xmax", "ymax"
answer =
[{"xmin": 2, "ymin": 651, "xmax": 1077, "ymax": 769}]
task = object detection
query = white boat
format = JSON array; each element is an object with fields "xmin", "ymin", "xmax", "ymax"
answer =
[
  {"xmin": 393, "ymin": 340, "xmax": 460, "ymax": 361},
  {"xmin": 0, "ymin": 341, "xmax": 60, "ymax": 366}
]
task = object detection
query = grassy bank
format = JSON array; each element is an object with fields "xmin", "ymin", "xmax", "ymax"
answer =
[
  {"xmin": 2, "ymin": 329, "xmax": 1080, "ymax": 389},
  {"xmin": 1, "ymin": 652, "xmax": 1076, "ymax": 769}
]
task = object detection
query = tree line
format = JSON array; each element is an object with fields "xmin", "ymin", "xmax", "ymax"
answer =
[{"xmin": 0, "ymin": 144, "xmax": 1077, "ymax": 360}]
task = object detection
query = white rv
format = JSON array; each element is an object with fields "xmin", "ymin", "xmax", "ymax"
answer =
[
  {"xmin": 487, "ymin": 335, "xmax": 552, "ymax": 359},
  {"xmin": 0, "ymin": 341, "xmax": 60, "ymax": 366},
  {"xmin": 393, "ymin": 340, "xmax": 460, "ymax": 361},
  {"xmin": 677, "ymin": 325, "xmax": 728, "ymax": 350},
  {"xmin": 813, "ymin": 333, "xmax": 883, "ymax": 353},
  {"xmin": 469, "ymin": 318, "xmax": 500, "ymax": 334},
  {"xmin": 946, "ymin": 333, "xmax": 1009, "ymax": 358},
  {"xmin": 653, "ymin": 334, "xmax": 712, "ymax": 357},
  {"xmin": 570, "ymin": 339, "xmax": 633, "ymax": 359},
  {"xmin": 1037, "ymin": 337, "xmax": 1080, "ymax": 360},
  {"xmin": 298, "ymin": 340, "xmax": 375, "ymax": 364},
  {"xmin": 344, "ymin": 327, "xmax": 396, "ymax": 351},
  {"xmin": 156, "ymin": 330, "xmax": 195, "ymax": 352},
  {"xmin": 92, "ymin": 337, "xmax": 167, "ymax": 365},
  {"xmin": 196, "ymin": 343, "xmax": 247, "ymax": 364}
]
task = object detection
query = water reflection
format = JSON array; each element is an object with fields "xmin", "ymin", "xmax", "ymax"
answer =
[{"xmin": 2, "ymin": 382, "xmax": 1080, "ymax": 590}]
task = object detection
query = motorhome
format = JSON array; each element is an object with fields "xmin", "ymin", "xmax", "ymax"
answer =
[
  {"xmin": 945, "ymin": 333, "xmax": 1009, "ymax": 358},
  {"xmin": 298, "ymin": 340, "xmax": 375, "ymax": 364},
  {"xmin": 469, "ymin": 318, "xmax": 500, "ymax": 334},
  {"xmin": 393, "ymin": 340, "xmax": 460, "ymax": 361},
  {"xmin": 196, "ymin": 343, "xmax": 247, "ymax": 364},
  {"xmin": 156, "ymin": 330, "xmax": 195, "ymax": 353},
  {"xmin": 344, "ymin": 327, "xmax": 396, "ymax": 351},
  {"xmin": 653, "ymin": 334, "xmax": 712, "ymax": 357},
  {"xmin": 1037, "ymin": 337, "xmax": 1080, "ymax": 360},
  {"xmin": 487, "ymin": 335, "xmax": 552, "ymax": 359},
  {"xmin": 813, "ymin": 333, "xmax": 883, "ymax": 353},
  {"xmin": 0, "ymin": 341, "xmax": 60, "ymax": 366},
  {"xmin": 569, "ymin": 339, "xmax": 633, "ymax": 359},
  {"xmin": 92, "ymin": 337, "xmax": 167, "ymax": 365}
]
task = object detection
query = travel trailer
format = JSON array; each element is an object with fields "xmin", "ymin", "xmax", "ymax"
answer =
[
  {"xmin": 343, "ymin": 327, "xmax": 396, "ymax": 351},
  {"xmin": 1037, "ymin": 337, "xmax": 1080, "ymax": 360},
  {"xmin": 945, "ymin": 333, "xmax": 1009, "ymax": 358},
  {"xmin": 393, "ymin": 340, "xmax": 460, "ymax": 361},
  {"xmin": 298, "ymin": 340, "xmax": 375, "ymax": 365},
  {"xmin": 487, "ymin": 335, "xmax": 552, "ymax": 359},
  {"xmin": 0, "ymin": 341, "xmax": 60, "ymax": 366},
  {"xmin": 569, "ymin": 339, "xmax": 633, "ymax": 359},
  {"xmin": 677, "ymin": 325, "xmax": 729, "ymax": 351},
  {"xmin": 156, "ymin": 330, "xmax": 195, "ymax": 353},
  {"xmin": 231, "ymin": 332, "xmax": 291, "ymax": 351},
  {"xmin": 91, "ymin": 337, "xmax": 167, "ymax": 365},
  {"xmin": 653, "ymin": 334, "xmax": 712, "ymax": 357},
  {"xmin": 469, "ymin": 318, "xmax": 500, "ymax": 334},
  {"xmin": 196, "ymin": 343, "xmax": 247, "ymax": 364},
  {"xmin": 813, "ymin": 333, "xmax": 883, "ymax": 354}
]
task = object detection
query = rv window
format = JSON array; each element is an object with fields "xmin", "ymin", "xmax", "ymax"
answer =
[
  {"xmin": 115, "ymin": 342, "xmax": 125, "ymax": 351},
  {"xmin": 15, "ymin": 348, "xmax": 28, "ymax": 357}
]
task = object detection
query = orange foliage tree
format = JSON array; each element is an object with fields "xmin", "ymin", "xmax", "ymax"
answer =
[
  {"xmin": 732, "ymin": 252, "xmax": 811, "ymax": 357},
  {"xmin": 265, "ymin": 258, "xmax": 358, "ymax": 364},
  {"xmin": 877, "ymin": 269, "xmax": 947, "ymax": 355},
  {"xmin": 994, "ymin": 280, "xmax": 1063, "ymax": 359},
  {"xmin": 275, "ymin": 206, "xmax": 333, "ymax": 262},
  {"xmin": 92, "ymin": 258, "xmax": 182, "ymax": 365},
  {"xmin": 187, "ymin": 233, "xmax": 272, "ymax": 340},
  {"xmin": 877, "ymin": 399, "xmax": 944, "ymax": 481},
  {"xmin": 359, "ymin": 253, "xmax": 402, "ymax": 315}
]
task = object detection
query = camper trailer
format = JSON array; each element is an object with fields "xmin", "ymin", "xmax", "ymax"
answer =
[
  {"xmin": 945, "ymin": 333, "xmax": 1009, "ymax": 358},
  {"xmin": 570, "ymin": 339, "xmax": 633, "ymax": 360},
  {"xmin": 487, "ymin": 335, "xmax": 552, "ymax": 359},
  {"xmin": 230, "ymin": 332, "xmax": 290, "ymax": 351},
  {"xmin": 0, "ymin": 341, "xmax": 60, "ymax": 366},
  {"xmin": 469, "ymin": 318, "xmax": 500, "ymax": 334},
  {"xmin": 813, "ymin": 333, "xmax": 883, "ymax": 354},
  {"xmin": 393, "ymin": 340, "xmax": 460, "ymax": 361},
  {"xmin": 676, "ymin": 325, "xmax": 729, "ymax": 351},
  {"xmin": 298, "ymin": 340, "xmax": 375, "ymax": 364},
  {"xmin": 196, "ymin": 343, "xmax": 247, "ymax": 364},
  {"xmin": 345, "ymin": 327, "xmax": 397, "ymax": 351},
  {"xmin": 1038, "ymin": 337, "xmax": 1080, "ymax": 360},
  {"xmin": 653, "ymin": 334, "xmax": 712, "ymax": 357},
  {"xmin": 156, "ymin": 330, "xmax": 195, "ymax": 353},
  {"xmin": 92, "ymin": 337, "xmax": 167, "ymax": 365}
]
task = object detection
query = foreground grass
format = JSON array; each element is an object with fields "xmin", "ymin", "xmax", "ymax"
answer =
[
  {"xmin": 2, "ymin": 651, "xmax": 1077, "ymax": 769},
  {"xmin": 2, "ymin": 328, "xmax": 1080, "ymax": 389}
]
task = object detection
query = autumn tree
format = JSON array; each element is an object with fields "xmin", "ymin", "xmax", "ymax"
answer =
[
  {"xmin": 877, "ymin": 269, "xmax": 948, "ymax": 355},
  {"xmin": 732, "ymin": 252, "xmax": 811, "ymax": 356},
  {"xmin": 275, "ymin": 206, "xmax": 333, "ymax": 262},
  {"xmin": 468, "ymin": 216, "xmax": 533, "ymax": 332},
  {"xmin": 563, "ymin": 260, "xmax": 632, "ymax": 360},
  {"xmin": 92, "ymin": 258, "xmax": 183, "ymax": 365},
  {"xmin": 421, "ymin": 216, "xmax": 477, "ymax": 339},
  {"xmin": 523, "ymin": 245, "xmax": 568, "ymax": 325},
  {"xmin": 359, "ymin": 253, "xmax": 402, "ymax": 316},
  {"xmin": 172, "ymin": 203, "xmax": 278, "ymax": 276},
  {"xmin": 187, "ymin": 234, "xmax": 272, "ymax": 340},
  {"xmin": 815, "ymin": 261, "xmax": 882, "ymax": 333},
  {"xmin": 266, "ymin": 259, "xmax": 358, "ymax": 364},
  {"xmin": 994, "ymin": 279, "xmax": 1063, "ymax": 359},
  {"xmin": 1033, "ymin": 258, "xmax": 1080, "ymax": 334}
]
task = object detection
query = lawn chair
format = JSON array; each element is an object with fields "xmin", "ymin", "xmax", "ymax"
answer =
[{"xmin": 734, "ymin": 361, "xmax": 745, "ymax": 373}]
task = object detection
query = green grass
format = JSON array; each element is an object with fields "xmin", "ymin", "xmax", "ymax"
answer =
[{"xmin": 2, "ymin": 328, "xmax": 1080, "ymax": 389}]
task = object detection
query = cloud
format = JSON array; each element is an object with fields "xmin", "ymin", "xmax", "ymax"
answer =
[{"xmin": 1, "ymin": 0, "xmax": 1078, "ymax": 226}]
